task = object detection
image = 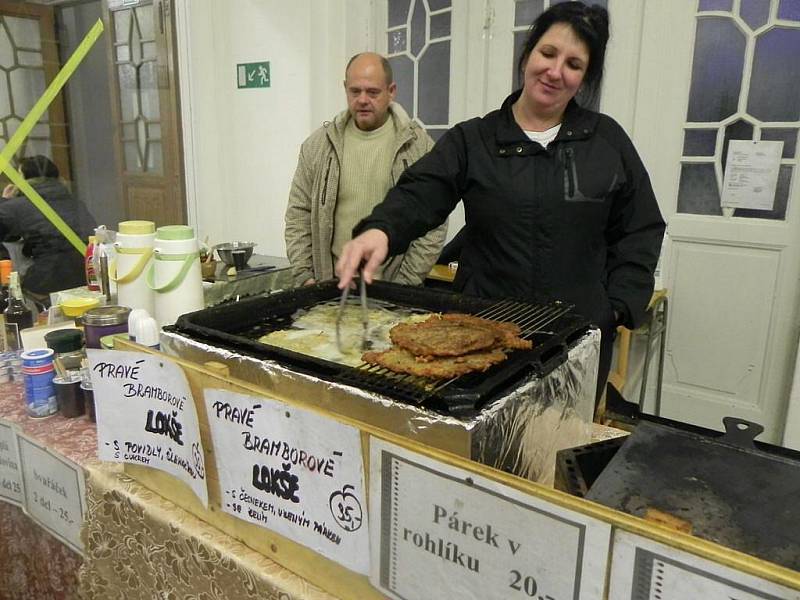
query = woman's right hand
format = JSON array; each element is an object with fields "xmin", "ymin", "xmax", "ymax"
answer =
[
  {"xmin": 2, "ymin": 184, "xmax": 17, "ymax": 199},
  {"xmin": 336, "ymin": 229, "xmax": 389, "ymax": 289}
]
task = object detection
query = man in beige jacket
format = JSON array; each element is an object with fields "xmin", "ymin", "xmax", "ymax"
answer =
[{"xmin": 284, "ymin": 52, "xmax": 446, "ymax": 288}]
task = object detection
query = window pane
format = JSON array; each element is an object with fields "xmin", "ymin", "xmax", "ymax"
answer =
[
  {"xmin": 515, "ymin": 0, "xmax": 544, "ymax": 27},
  {"xmin": 124, "ymin": 140, "xmax": 141, "ymax": 171},
  {"xmin": 418, "ymin": 41, "xmax": 450, "ymax": 125},
  {"xmin": 388, "ymin": 0, "xmax": 410, "ymax": 27},
  {"xmin": 739, "ymin": 0, "xmax": 770, "ymax": 30},
  {"xmin": 430, "ymin": 12, "xmax": 451, "ymax": 39},
  {"xmin": 0, "ymin": 23, "xmax": 13, "ymax": 69},
  {"xmin": 687, "ymin": 17, "xmax": 745, "ymax": 122},
  {"xmin": 428, "ymin": 128, "xmax": 447, "ymax": 142},
  {"xmin": 677, "ymin": 163, "xmax": 722, "ymax": 216},
  {"xmin": 0, "ymin": 74, "xmax": 10, "ymax": 117},
  {"xmin": 699, "ymin": 0, "xmax": 732, "ymax": 11},
  {"xmin": 388, "ymin": 29, "xmax": 407, "ymax": 54},
  {"xmin": 146, "ymin": 140, "xmax": 162, "ymax": 173},
  {"xmin": 6, "ymin": 16, "xmax": 42, "ymax": 50},
  {"xmin": 114, "ymin": 10, "xmax": 130, "ymax": 43},
  {"xmin": 428, "ymin": 0, "xmax": 451, "ymax": 10},
  {"xmin": 721, "ymin": 119, "xmax": 754, "ymax": 169},
  {"xmin": 761, "ymin": 128, "xmax": 797, "ymax": 158},
  {"xmin": 116, "ymin": 44, "xmax": 130, "ymax": 63},
  {"xmin": 747, "ymin": 27, "xmax": 800, "ymax": 121},
  {"xmin": 135, "ymin": 6, "xmax": 154, "ymax": 39},
  {"xmin": 733, "ymin": 166, "xmax": 792, "ymax": 220},
  {"xmin": 683, "ymin": 129, "xmax": 718, "ymax": 156},
  {"xmin": 17, "ymin": 51, "xmax": 42, "ymax": 68},
  {"xmin": 388, "ymin": 54, "xmax": 414, "ymax": 116},
  {"xmin": 10, "ymin": 67, "xmax": 45, "ymax": 110},
  {"xmin": 778, "ymin": 0, "xmax": 800, "ymax": 21},
  {"xmin": 409, "ymin": 0, "xmax": 426, "ymax": 57}
]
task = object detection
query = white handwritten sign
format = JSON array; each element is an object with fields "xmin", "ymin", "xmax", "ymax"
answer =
[
  {"xmin": 721, "ymin": 140, "xmax": 783, "ymax": 211},
  {"xmin": 17, "ymin": 433, "xmax": 85, "ymax": 554},
  {"xmin": 607, "ymin": 531, "xmax": 798, "ymax": 600},
  {"xmin": 370, "ymin": 438, "xmax": 611, "ymax": 600},
  {"xmin": 88, "ymin": 349, "xmax": 208, "ymax": 507},
  {"xmin": 205, "ymin": 388, "xmax": 368, "ymax": 575},
  {"xmin": 0, "ymin": 420, "xmax": 23, "ymax": 506}
]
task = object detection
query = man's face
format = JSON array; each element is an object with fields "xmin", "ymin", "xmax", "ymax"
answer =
[{"xmin": 344, "ymin": 57, "xmax": 397, "ymax": 131}]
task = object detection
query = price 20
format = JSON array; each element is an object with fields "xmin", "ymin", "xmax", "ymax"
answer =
[{"xmin": 509, "ymin": 570, "xmax": 553, "ymax": 599}]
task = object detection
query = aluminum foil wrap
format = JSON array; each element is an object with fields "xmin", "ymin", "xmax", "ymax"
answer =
[{"xmin": 159, "ymin": 328, "xmax": 600, "ymax": 485}]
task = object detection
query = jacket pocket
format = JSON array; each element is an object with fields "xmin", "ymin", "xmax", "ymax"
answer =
[
  {"xmin": 562, "ymin": 146, "xmax": 617, "ymax": 203},
  {"xmin": 321, "ymin": 157, "xmax": 333, "ymax": 206}
]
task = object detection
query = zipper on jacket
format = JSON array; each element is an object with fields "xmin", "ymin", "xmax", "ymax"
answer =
[
  {"xmin": 564, "ymin": 147, "xmax": 576, "ymax": 199},
  {"xmin": 322, "ymin": 156, "xmax": 332, "ymax": 206}
]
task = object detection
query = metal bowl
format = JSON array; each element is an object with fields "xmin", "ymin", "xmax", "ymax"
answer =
[{"xmin": 214, "ymin": 241, "xmax": 256, "ymax": 267}]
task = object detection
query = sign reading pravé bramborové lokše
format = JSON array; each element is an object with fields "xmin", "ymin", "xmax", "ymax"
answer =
[
  {"xmin": 88, "ymin": 349, "xmax": 208, "ymax": 507},
  {"xmin": 204, "ymin": 389, "xmax": 368, "ymax": 575},
  {"xmin": 370, "ymin": 439, "xmax": 612, "ymax": 600}
]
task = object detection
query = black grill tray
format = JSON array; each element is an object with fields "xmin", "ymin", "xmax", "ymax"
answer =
[{"xmin": 172, "ymin": 280, "xmax": 591, "ymax": 415}]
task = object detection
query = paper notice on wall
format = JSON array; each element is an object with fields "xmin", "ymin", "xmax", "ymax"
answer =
[
  {"xmin": 205, "ymin": 388, "xmax": 368, "ymax": 575},
  {"xmin": 607, "ymin": 530, "xmax": 798, "ymax": 600},
  {"xmin": 370, "ymin": 438, "xmax": 612, "ymax": 600},
  {"xmin": 0, "ymin": 419, "xmax": 23, "ymax": 506},
  {"xmin": 88, "ymin": 349, "xmax": 208, "ymax": 507},
  {"xmin": 17, "ymin": 433, "xmax": 86, "ymax": 555},
  {"xmin": 720, "ymin": 140, "xmax": 783, "ymax": 210}
]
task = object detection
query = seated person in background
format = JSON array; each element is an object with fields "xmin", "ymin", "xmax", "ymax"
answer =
[
  {"xmin": 0, "ymin": 155, "xmax": 97, "ymax": 305},
  {"xmin": 285, "ymin": 52, "xmax": 446, "ymax": 287}
]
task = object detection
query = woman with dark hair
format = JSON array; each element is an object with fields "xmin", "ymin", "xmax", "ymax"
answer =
[
  {"xmin": 337, "ymin": 1, "xmax": 665, "ymax": 403},
  {"xmin": 0, "ymin": 155, "xmax": 97, "ymax": 305}
]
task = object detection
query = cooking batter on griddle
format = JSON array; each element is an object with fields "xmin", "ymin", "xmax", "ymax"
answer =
[{"xmin": 337, "ymin": 2, "xmax": 665, "ymax": 404}]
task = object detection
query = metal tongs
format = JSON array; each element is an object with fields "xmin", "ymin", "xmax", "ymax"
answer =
[{"xmin": 335, "ymin": 270, "xmax": 369, "ymax": 353}]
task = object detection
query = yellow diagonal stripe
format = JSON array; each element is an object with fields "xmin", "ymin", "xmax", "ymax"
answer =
[
  {"xmin": 4, "ymin": 169, "xmax": 87, "ymax": 255},
  {"xmin": 0, "ymin": 18, "xmax": 105, "ymax": 256}
]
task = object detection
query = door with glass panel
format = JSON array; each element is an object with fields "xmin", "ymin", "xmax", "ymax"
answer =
[
  {"xmin": 0, "ymin": 1, "xmax": 71, "ymax": 182},
  {"xmin": 633, "ymin": 0, "xmax": 800, "ymax": 442},
  {"xmin": 104, "ymin": 0, "xmax": 184, "ymax": 226}
]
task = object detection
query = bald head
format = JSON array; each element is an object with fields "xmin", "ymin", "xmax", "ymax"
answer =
[
  {"xmin": 345, "ymin": 52, "xmax": 393, "ymax": 85},
  {"xmin": 344, "ymin": 53, "xmax": 397, "ymax": 131}
]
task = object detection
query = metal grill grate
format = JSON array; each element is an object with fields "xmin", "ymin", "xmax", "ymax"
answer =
[
  {"xmin": 341, "ymin": 300, "xmax": 578, "ymax": 408},
  {"xmin": 173, "ymin": 280, "xmax": 591, "ymax": 414}
]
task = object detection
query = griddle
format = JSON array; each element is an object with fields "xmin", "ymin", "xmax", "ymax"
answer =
[
  {"xmin": 586, "ymin": 416, "xmax": 800, "ymax": 570},
  {"xmin": 171, "ymin": 280, "xmax": 591, "ymax": 415}
]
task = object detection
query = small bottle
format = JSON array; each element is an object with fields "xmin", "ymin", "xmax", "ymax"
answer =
[
  {"xmin": 4, "ymin": 271, "xmax": 33, "ymax": 351},
  {"xmin": 85, "ymin": 235, "xmax": 100, "ymax": 291},
  {"xmin": 0, "ymin": 259, "xmax": 11, "ymax": 313}
]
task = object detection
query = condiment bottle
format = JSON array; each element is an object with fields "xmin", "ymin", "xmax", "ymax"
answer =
[
  {"xmin": 0, "ymin": 259, "xmax": 11, "ymax": 313},
  {"xmin": 4, "ymin": 271, "xmax": 33, "ymax": 351},
  {"xmin": 85, "ymin": 235, "xmax": 100, "ymax": 291}
]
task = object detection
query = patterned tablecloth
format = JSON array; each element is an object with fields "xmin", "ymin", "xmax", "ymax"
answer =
[
  {"xmin": 0, "ymin": 379, "xmax": 337, "ymax": 600},
  {"xmin": 0, "ymin": 380, "xmax": 95, "ymax": 600}
]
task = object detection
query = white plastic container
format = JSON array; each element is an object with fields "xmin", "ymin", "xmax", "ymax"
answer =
[
  {"xmin": 113, "ymin": 221, "xmax": 156, "ymax": 315},
  {"xmin": 147, "ymin": 225, "xmax": 204, "ymax": 326}
]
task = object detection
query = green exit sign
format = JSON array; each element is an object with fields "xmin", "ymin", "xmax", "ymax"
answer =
[{"xmin": 237, "ymin": 61, "xmax": 270, "ymax": 89}]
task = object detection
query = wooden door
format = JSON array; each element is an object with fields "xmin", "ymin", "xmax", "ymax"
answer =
[
  {"xmin": 0, "ymin": 1, "xmax": 71, "ymax": 182},
  {"xmin": 103, "ymin": 0, "xmax": 185, "ymax": 226},
  {"xmin": 633, "ymin": 0, "xmax": 800, "ymax": 442}
]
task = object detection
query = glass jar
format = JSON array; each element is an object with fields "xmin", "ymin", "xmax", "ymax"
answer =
[
  {"xmin": 44, "ymin": 328, "xmax": 86, "ymax": 373},
  {"xmin": 81, "ymin": 306, "xmax": 131, "ymax": 349}
]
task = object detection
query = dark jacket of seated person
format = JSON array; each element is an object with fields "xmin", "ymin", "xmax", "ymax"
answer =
[{"xmin": 0, "ymin": 156, "xmax": 97, "ymax": 297}]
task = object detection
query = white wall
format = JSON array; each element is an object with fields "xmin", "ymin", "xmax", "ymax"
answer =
[{"xmin": 175, "ymin": 0, "xmax": 359, "ymax": 257}]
